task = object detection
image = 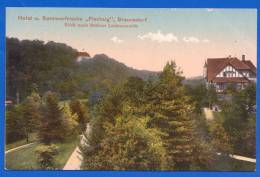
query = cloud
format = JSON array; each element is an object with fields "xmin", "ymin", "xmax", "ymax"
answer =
[
  {"xmin": 202, "ymin": 39, "xmax": 210, "ymax": 43},
  {"xmin": 183, "ymin": 36, "xmax": 200, "ymax": 43},
  {"xmin": 138, "ymin": 30, "xmax": 178, "ymax": 43},
  {"xmin": 138, "ymin": 31, "xmax": 209, "ymax": 44},
  {"xmin": 207, "ymin": 8, "xmax": 215, "ymax": 12},
  {"xmin": 111, "ymin": 36, "xmax": 123, "ymax": 44}
]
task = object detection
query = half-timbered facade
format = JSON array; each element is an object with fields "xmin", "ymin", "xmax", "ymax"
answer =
[{"xmin": 204, "ymin": 55, "xmax": 256, "ymax": 92}]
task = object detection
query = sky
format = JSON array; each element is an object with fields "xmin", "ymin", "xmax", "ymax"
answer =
[{"xmin": 6, "ymin": 8, "xmax": 257, "ymax": 77}]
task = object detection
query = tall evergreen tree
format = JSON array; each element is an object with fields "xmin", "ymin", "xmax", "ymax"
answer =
[
  {"xmin": 185, "ymin": 84, "xmax": 208, "ymax": 114},
  {"xmin": 22, "ymin": 92, "xmax": 42, "ymax": 143},
  {"xmin": 147, "ymin": 61, "xmax": 195, "ymax": 170},
  {"xmin": 69, "ymin": 99, "xmax": 90, "ymax": 132},
  {"xmin": 122, "ymin": 76, "xmax": 145, "ymax": 106},
  {"xmin": 61, "ymin": 103, "xmax": 79, "ymax": 136},
  {"xmin": 80, "ymin": 86, "xmax": 125, "ymax": 163},
  {"xmin": 39, "ymin": 92, "xmax": 66, "ymax": 144},
  {"xmin": 96, "ymin": 86, "xmax": 125, "ymax": 125}
]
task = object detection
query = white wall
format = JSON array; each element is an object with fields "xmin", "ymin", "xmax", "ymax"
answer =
[
  {"xmin": 77, "ymin": 56, "xmax": 90, "ymax": 62},
  {"xmin": 216, "ymin": 65, "xmax": 244, "ymax": 78}
]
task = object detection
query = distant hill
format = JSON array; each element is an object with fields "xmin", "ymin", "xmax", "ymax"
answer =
[
  {"xmin": 6, "ymin": 37, "xmax": 78, "ymax": 100},
  {"xmin": 7, "ymin": 37, "xmax": 206, "ymax": 103},
  {"xmin": 6, "ymin": 37, "xmax": 158, "ymax": 101},
  {"xmin": 74, "ymin": 54, "xmax": 158, "ymax": 105},
  {"xmin": 182, "ymin": 76, "xmax": 206, "ymax": 87},
  {"xmin": 77, "ymin": 54, "xmax": 158, "ymax": 82}
]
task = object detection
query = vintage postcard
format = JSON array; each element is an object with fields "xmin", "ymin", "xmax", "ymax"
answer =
[{"xmin": 5, "ymin": 7, "xmax": 256, "ymax": 171}]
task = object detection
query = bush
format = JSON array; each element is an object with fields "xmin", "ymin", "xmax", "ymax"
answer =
[{"xmin": 35, "ymin": 144, "xmax": 59, "ymax": 169}]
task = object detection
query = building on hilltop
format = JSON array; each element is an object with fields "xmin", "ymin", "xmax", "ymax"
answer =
[
  {"xmin": 204, "ymin": 55, "xmax": 256, "ymax": 93},
  {"xmin": 76, "ymin": 51, "xmax": 90, "ymax": 62}
]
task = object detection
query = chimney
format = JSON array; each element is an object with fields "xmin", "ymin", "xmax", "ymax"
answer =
[{"xmin": 242, "ymin": 54, "xmax": 245, "ymax": 61}]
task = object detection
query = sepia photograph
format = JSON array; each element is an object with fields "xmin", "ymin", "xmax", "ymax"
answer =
[{"xmin": 5, "ymin": 8, "xmax": 256, "ymax": 171}]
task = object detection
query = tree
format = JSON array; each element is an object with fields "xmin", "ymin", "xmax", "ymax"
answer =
[
  {"xmin": 225, "ymin": 83, "xmax": 237, "ymax": 94},
  {"xmin": 147, "ymin": 61, "xmax": 195, "ymax": 170},
  {"xmin": 191, "ymin": 113, "xmax": 215, "ymax": 170},
  {"xmin": 220, "ymin": 84, "xmax": 256, "ymax": 156},
  {"xmin": 95, "ymin": 86, "xmax": 125, "ymax": 125},
  {"xmin": 6, "ymin": 105, "xmax": 26, "ymax": 143},
  {"xmin": 38, "ymin": 92, "xmax": 66, "ymax": 144},
  {"xmin": 240, "ymin": 116, "xmax": 256, "ymax": 157},
  {"xmin": 207, "ymin": 85, "xmax": 217, "ymax": 109},
  {"xmin": 80, "ymin": 61, "xmax": 221, "ymax": 170},
  {"xmin": 80, "ymin": 86, "xmax": 125, "ymax": 167},
  {"xmin": 81, "ymin": 86, "xmax": 123, "ymax": 158},
  {"xmin": 185, "ymin": 84, "xmax": 208, "ymax": 114},
  {"xmin": 192, "ymin": 138, "xmax": 215, "ymax": 170},
  {"xmin": 81, "ymin": 111, "xmax": 166, "ymax": 170},
  {"xmin": 6, "ymin": 37, "xmax": 77, "ymax": 101},
  {"xmin": 80, "ymin": 115, "xmax": 104, "ymax": 158},
  {"xmin": 122, "ymin": 76, "xmax": 145, "ymax": 107},
  {"xmin": 209, "ymin": 120, "xmax": 233, "ymax": 155},
  {"xmin": 243, "ymin": 83, "xmax": 256, "ymax": 113},
  {"xmin": 35, "ymin": 144, "xmax": 59, "ymax": 169},
  {"xmin": 69, "ymin": 99, "xmax": 90, "ymax": 132},
  {"xmin": 22, "ymin": 92, "xmax": 42, "ymax": 143},
  {"xmin": 61, "ymin": 103, "xmax": 79, "ymax": 136}
]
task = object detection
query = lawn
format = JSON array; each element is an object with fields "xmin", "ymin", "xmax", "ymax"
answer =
[
  {"xmin": 5, "ymin": 135, "xmax": 80, "ymax": 170},
  {"xmin": 5, "ymin": 133, "xmax": 38, "ymax": 151},
  {"xmin": 55, "ymin": 136, "xmax": 81, "ymax": 169},
  {"xmin": 6, "ymin": 137, "xmax": 255, "ymax": 171}
]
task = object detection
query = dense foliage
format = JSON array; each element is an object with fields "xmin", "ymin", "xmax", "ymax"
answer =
[
  {"xmin": 22, "ymin": 92, "xmax": 42, "ymax": 142},
  {"xmin": 6, "ymin": 38, "xmax": 256, "ymax": 171},
  {"xmin": 38, "ymin": 92, "xmax": 67, "ymax": 143},
  {"xmin": 6, "ymin": 105, "xmax": 26, "ymax": 143},
  {"xmin": 69, "ymin": 99, "xmax": 90, "ymax": 132},
  {"xmin": 6, "ymin": 37, "xmax": 157, "ymax": 103},
  {"xmin": 6, "ymin": 38, "xmax": 77, "ymax": 100},
  {"xmin": 220, "ymin": 83, "xmax": 256, "ymax": 157},
  {"xmin": 80, "ymin": 61, "xmax": 218, "ymax": 170}
]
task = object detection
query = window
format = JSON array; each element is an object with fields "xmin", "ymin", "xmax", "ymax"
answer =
[
  {"xmin": 223, "ymin": 72, "xmax": 226, "ymax": 77},
  {"xmin": 219, "ymin": 84, "xmax": 224, "ymax": 89}
]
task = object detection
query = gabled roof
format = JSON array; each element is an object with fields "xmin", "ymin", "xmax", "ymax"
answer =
[
  {"xmin": 243, "ymin": 60, "xmax": 256, "ymax": 74},
  {"xmin": 206, "ymin": 57, "xmax": 256, "ymax": 81}
]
